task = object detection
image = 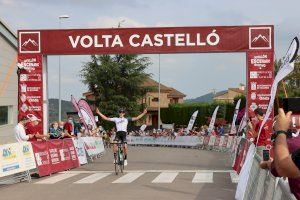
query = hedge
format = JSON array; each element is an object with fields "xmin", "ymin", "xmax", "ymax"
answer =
[{"xmin": 160, "ymin": 102, "xmax": 235, "ymax": 127}]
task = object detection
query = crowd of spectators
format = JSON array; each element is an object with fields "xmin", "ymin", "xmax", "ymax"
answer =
[
  {"xmin": 128, "ymin": 124, "xmax": 229, "ymax": 138},
  {"xmin": 14, "ymin": 114, "xmax": 108, "ymax": 143}
]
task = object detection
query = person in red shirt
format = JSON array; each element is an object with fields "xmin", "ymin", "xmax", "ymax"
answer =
[
  {"xmin": 63, "ymin": 116, "xmax": 74, "ymax": 136},
  {"xmin": 248, "ymin": 108, "xmax": 269, "ymax": 157},
  {"xmin": 26, "ymin": 114, "xmax": 47, "ymax": 142}
]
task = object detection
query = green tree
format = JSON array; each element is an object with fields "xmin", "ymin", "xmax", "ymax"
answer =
[
  {"xmin": 275, "ymin": 55, "xmax": 300, "ymax": 97},
  {"xmin": 80, "ymin": 54, "xmax": 152, "ymax": 128}
]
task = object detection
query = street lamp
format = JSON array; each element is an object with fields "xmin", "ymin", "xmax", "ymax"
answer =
[{"xmin": 58, "ymin": 14, "xmax": 69, "ymax": 122}]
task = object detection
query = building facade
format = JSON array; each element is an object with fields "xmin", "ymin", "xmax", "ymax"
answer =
[
  {"xmin": 83, "ymin": 77, "xmax": 186, "ymax": 127},
  {"xmin": 0, "ymin": 19, "xmax": 18, "ymax": 144},
  {"xmin": 213, "ymin": 86, "xmax": 245, "ymax": 103}
]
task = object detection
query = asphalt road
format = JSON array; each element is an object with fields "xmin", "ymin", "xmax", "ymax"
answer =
[{"xmin": 0, "ymin": 146, "xmax": 237, "ymax": 200}]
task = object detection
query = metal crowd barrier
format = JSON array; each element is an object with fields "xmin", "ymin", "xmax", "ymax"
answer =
[{"xmin": 242, "ymin": 154, "xmax": 297, "ymax": 200}]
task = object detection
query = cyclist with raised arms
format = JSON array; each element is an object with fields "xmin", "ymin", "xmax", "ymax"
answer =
[{"xmin": 96, "ymin": 107, "xmax": 147, "ymax": 166}]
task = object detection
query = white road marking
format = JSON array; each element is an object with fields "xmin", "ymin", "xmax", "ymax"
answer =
[
  {"xmin": 192, "ymin": 172, "xmax": 213, "ymax": 183},
  {"xmin": 74, "ymin": 173, "xmax": 111, "ymax": 184},
  {"xmin": 61, "ymin": 169, "xmax": 235, "ymax": 174},
  {"xmin": 230, "ymin": 171, "xmax": 239, "ymax": 183},
  {"xmin": 35, "ymin": 173, "xmax": 78, "ymax": 184},
  {"xmin": 112, "ymin": 172, "xmax": 144, "ymax": 183},
  {"xmin": 152, "ymin": 172, "xmax": 179, "ymax": 183}
]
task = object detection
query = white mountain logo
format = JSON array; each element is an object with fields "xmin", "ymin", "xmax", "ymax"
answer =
[
  {"xmin": 22, "ymin": 39, "xmax": 38, "ymax": 46},
  {"xmin": 252, "ymin": 34, "xmax": 269, "ymax": 43}
]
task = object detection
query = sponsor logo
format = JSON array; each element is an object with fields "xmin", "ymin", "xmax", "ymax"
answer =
[
  {"xmin": 20, "ymin": 94, "xmax": 27, "ymax": 102},
  {"xmin": 20, "ymin": 74, "xmax": 28, "ymax": 81},
  {"xmin": 250, "ymin": 71, "xmax": 258, "ymax": 79},
  {"xmin": 249, "ymin": 27, "xmax": 272, "ymax": 49},
  {"xmin": 251, "ymin": 92, "xmax": 256, "ymax": 100},
  {"xmin": 21, "ymin": 103, "xmax": 28, "ymax": 113},
  {"xmin": 19, "ymin": 31, "xmax": 41, "ymax": 53},
  {"xmin": 21, "ymin": 84, "xmax": 27, "ymax": 92},
  {"xmin": 251, "ymin": 82, "xmax": 257, "ymax": 90}
]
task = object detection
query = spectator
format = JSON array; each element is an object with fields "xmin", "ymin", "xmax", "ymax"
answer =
[
  {"xmin": 26, "ymin": 114, "xmax": 47, "ymax": 141},
  {"xmin": 248, "ymin": 108, "xmax": 269, "ymax": 157},
  {"xmin": 260, "ymin": 108, "xmax": 300, "ymax": 199},
  {"xmin": 14, "ymin": 116, "xmax": 34, "ymax": 142},
  {"xmin": 219, "ymin": 125, "xmax": 225, "ymax": 136},
  {"xmin": 49, "ymin": 121, "xmax": 62, "ymax": 139},
  {"xmin": 64, "ymin": 116, "xmax": 74, "ymax": 136}
]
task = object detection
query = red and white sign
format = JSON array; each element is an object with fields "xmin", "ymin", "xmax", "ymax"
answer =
[
  {"xmin": 247, "ymin": 51, "xmax": 274, "ymax": 139},
  {"xmin": 31, "ymin": 139, "xmax": 79, "ymax": 177},
  {"xmin": 249, "ymin": 27, "xmax": 272, "ymax": 50},
  {"xmin": 18, "ymin": 26, "xmax": 274, "ymax": 55},
  {"xmin": 19, "ymin": 31, "xmax": 41, "ymax": 53},
  {"xmin": 18, "ymin": 54, "xmax": 43, "ymax": 132}
]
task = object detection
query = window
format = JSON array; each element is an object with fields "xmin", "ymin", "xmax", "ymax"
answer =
[
  {"xmin": 0, "ymin": 106, "xmax": 12, "ymax": 126},
  {"xmin": 152, "ymin": 97, "xmax": 159, "ymax": 102}
]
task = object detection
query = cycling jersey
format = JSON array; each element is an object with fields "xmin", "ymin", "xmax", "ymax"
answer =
[{"xmin": 108, "ymin": 117, "xmax": 132, "ymax": 132}]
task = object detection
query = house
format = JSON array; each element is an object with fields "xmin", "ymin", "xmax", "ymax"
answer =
[
  {"xmin": 0, "ymin": 19, "xmax": 18, "ymax": 144},
  {"xmin": 83, "ymin": 77, "xmax": 186, "ymax": 127},
  {"xmin": 213, "ymin": 85, "xmax": 245, "ymax": 103}
]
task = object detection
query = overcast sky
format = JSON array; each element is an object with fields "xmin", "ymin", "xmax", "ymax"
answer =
[{"xmin": 0, "ymin": 0, "xmax": 299, "ymax": 100}]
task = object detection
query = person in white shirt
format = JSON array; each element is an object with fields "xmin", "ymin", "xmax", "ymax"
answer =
[
  {"xmin": 14, "ymin": 116, "xmax": 34, "ymax": 142},
  {"xmin": 96, "ymin": 107, "xmax": 147, "ymax": 166}
]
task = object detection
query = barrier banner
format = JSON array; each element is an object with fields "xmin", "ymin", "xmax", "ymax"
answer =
[
  {"xmin": 227, "ymin": 136, "xmax": 233, "ymax": 149},
  {"xmin": 203, "ymin": 136, "xmax": 210, "ymax": 146},
  {"xmin": 47, "ymin": 139, "xmax": 64, "ymax": 173},
  {"xmin": 20, "ymin": 142, "xmax": 36, "ymax": 171},
  {"xmin": 0, "ymin": 142, "xmax": 36, "ymax": 177},
  {"xmin": 72, "ymin": 138, "xmax": 88, "ymax": 165},
  {"xmin": 222, "ymin": 136, "xmax": 228, "ymax": 148},
  {"xmin": 32, "ymin": 139, "xmax": 80, "ymax": 177},
  {"xmin": 198, "ymin": 136, "xmax": 204, "ymax": 145},
  {"xmin": 233, "ymin": 138, "xmax": 248, "ymax": 173},
  {"xmin": 219, "ymin": 136, "xmax": 225, "ymax": 147},
  {"xmin": 127, "ymin": 136, "xmax": 202, "ymax": 147},
  {"xmin": 63, "ymin": 139, "xmax": 80, "ymax": 169},
  {"xmin": 81, "ymin": 137, "xmax": 105, "ymax": 156},
  {"xmin": 214, "ymin": 136, "xmax": 221, "ymax": 147},
  {"xmin": 31, "ymin": 141, "xmax": 51, "ymax": 177},
  {"xmin": 208, "ymin": 136, "xmax": 216, "ymax": 146}
]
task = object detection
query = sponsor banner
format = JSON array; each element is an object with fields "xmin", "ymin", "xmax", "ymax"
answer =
[
  {"xmin": 47, "ymin": 139, "xmax": 64, "ymax": 173},
  {"xmin": 32, "ymin": 140, "xmax": 80, "ymax": 177},
  {"xmin": 18, "ymin": 54, "xmax": 43, "ymax": 132},
  {"xmin": 0, "ymin": 142, "xmax": 36, "ymax": 177},
  {"xmin": 77, "ymin": 99, "xmax": 97, "ymax": 130},
  {"xmin": 81, "ymin": 137, "xmax": 105, "ymax": 156},
  {"xmin": 72, "ymin": 138, "xmax": 88, "ymax": 165},
  {"xmin": 208, "ymin": 106, "xmax": 219, "ymax": 134},
  {"xmin": 63, "ymin": 139, "xmax": 80, "ymax": 169},
  {"xmin": 186, "ymin": 110, "xmax": 198, "ymax": 133},
  {"xmin": 127, "ymin": 136, "xmax": 202, "ymax": 147},
  {"xmin": 208, "ymin": 136, "xmax": 216, "ymax": 146},
  {"xmin": 258, "ymin": 38, "xmax": 299, "ymax": 142},
  {"xmin": 31, "ymin": 141, "xmax": 51, "ymax": 177},
  {"xmin": 199, "ymin": 136, "xmax": 205, "ymax": 145},
  {"xmin": 214, "ymin": 136, "xmax": 221, "ymax": 147},
  {"xmin": 235, "ymin": 143, "xmax": 255, "ymax": 200},
  {"xmin": 247, "ymin": 51, "xmax": 274, "ymax": 140},
  {"xmin": 230, "ymin": 99, "xmax": 241, "ymax": 135},
  {"xmin": 18, "ymin": 26, "xmax": 274, "ymax": 55}
]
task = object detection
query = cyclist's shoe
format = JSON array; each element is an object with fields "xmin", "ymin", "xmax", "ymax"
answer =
[{"xmin": 124, "ymin": 159, "xmax": 128, "ymax": 166}]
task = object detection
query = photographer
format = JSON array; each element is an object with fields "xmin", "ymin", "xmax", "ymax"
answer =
[{"xmin": 261, "ymin": 108, "xmax": 300, "ymax": 199}]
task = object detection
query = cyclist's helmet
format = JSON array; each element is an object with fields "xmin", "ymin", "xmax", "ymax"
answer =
[{"xmin": 118, "ymin": 108, "xmax": 126, "ymax": 113}]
